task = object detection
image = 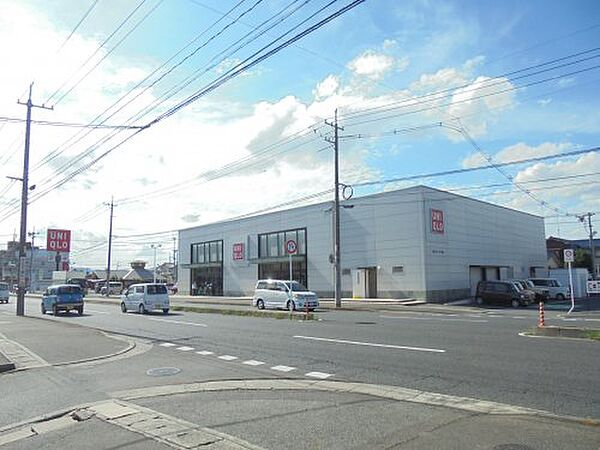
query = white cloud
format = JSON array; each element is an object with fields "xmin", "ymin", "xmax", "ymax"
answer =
[
  {"xmin": 347, "ymin": 51, "xmax": 396, "ymax": 80},
  {"xmin": 537, "ymin": 98, "xmax": 552, "ymax": 106},
  {"xmin": 313, "ymin": 75, "xmax": 339, "ymax": 100},
  {"xmin": 382, "ymin": 39, "xmax": 397, "ymax": 50}
]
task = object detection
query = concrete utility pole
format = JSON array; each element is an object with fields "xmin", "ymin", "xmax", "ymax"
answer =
[
  {"xmin": 172, "ymin": 237, "xmax": 177, "ymax": 283},
  {"xmin": 579, "ymin": 213, "xmax": 597, "ymax": 279},
  {"xmin": 27, "ymin": 227, "xmax": 41, "ymax": 292},
  {"xmin": 105, "ymin": 197, "xmax": 115, "ymax": 296},
  {"xmin": 15, "ymin": 83, "xmax": 53, "ymax": 316},
  {"xmin": 325, "ymin": 109, "xmax": 344, "ymax": 308},
  {"xmin": 151, "ymin": 244, "xmax": 162, "ymax": 283}
]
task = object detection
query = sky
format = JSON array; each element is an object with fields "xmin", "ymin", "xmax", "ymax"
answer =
[{"xmin": 0, "ymin": 0, "xmax": 599, "ymax": 269}]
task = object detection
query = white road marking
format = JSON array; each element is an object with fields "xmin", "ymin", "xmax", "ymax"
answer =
[
  {"xmin": 0, "ymin": 321, "xmax": 11, "ymax": 324},
  {"xmin": 218, "ymin": 355, "xmax": 238, "ymax": 361},
  {"xmin": 86, "ymin": 309, "xmax": 110, "ymax": 315},
  {"xmin": 147, "ymin": 318, "xmax": 207, "ymax": 327},
  {"xmin": 305, "ymin": 371, "xmax": 333, "ymax": 379},
  {"xmin": 380, "ymin": 315, "xmax": 488, "ymax": 323},
  {"xmin": 294, "ymin": 335, "xmax": 446, "ymax": 353},
  {"xmin": 176, "ymin": 346, "xmax": 195, "ymax": 351},
  {"xmin": 159, "ymin": 343, "xmax": 176, "ymax": 347},
  {"xmin": 562, "ymin": 318, "xmax": 578, "ymax": 321},
  {"xmin": 271, "ymin": 365, "xmax": 296, "ymax": 372},
  {"xmin": 196, "ymin": 350, "xmax": 214, "ymax": 356},
  {"xmin": 242, "ymin": 360, "xmax": 265, "ymax": 366}
]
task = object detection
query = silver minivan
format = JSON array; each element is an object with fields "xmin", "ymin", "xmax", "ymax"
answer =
[
  {"xmin": 120, "ymin": 283, "xmax": 170, "ymax": 314},
  {"xmin": 528, "ymin": 278, "xmax": 569, "ymax": 300},
  {"xmin": 0, "ymin": 282, "xmax": 9, "ymax": 303},
  {"xmin": 252, "ymin": 280, "xmax": 319, "ymax": 311}
]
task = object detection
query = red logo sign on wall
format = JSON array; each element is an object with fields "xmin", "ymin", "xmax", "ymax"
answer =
[
  {"xmin": 47, "ymin": 229, "xmax": 71, "ymax": 252},
  {"xmin": 431, "ymin": 209, "xmax": 444, "ymax": 234},
  {"xmin": 232, "ymin": 243, "xmax": 245, "ymax": 261}
]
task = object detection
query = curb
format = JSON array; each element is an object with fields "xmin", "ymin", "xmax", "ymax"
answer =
[
  {"xmin": 0, "ymin": 360, "xmax": 16, "ymax": 373},
  {"xmin": 522, "ymin": 326, "xmax": 600, "ymax": 341}
]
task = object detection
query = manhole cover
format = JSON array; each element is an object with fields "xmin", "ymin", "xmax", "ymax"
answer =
[
  {"xmin": 146, "ymin": 367, "xmax": 181, "ymax": 377},
  {"xmin": 355, "ymin": 321, "xmax": 377, "ymax": 325}
]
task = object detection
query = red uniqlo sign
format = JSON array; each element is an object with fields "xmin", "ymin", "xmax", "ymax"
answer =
[
  {"xmin": 431, "ymin": 209, "xmax": 444, "ymax": 234},
  {"xmin": 47, "ymin": 229, "xmax": 71, "ymax": 252},
  {"xmin": 232, "ymin": 243, "xmax": 245, "ymax": 260}
]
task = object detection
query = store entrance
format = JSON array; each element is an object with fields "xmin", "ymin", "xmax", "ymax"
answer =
[
  {"xmin": 191, "ymin": 266, "xmax": 223, "ymax": 296},
  {"xmin": 258, "ymin": 258, "xmax": 307, "ymax": 287}
]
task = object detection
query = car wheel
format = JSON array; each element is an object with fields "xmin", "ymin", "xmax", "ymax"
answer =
[
  {"xmin": 511, "ymin": 299, "xmax": 520, "ymax": 308},
  {"xmin": 257, "ymin": 299, "xmax": 265, "ymax": 310},
  {"xmin": 475, "ymin": 297, "xmax": 483, "ymax": 306},
  {"xmin": 41, "ymin": 303, "xmax": 46, "ymax": 314},
  {"xmin": 556, "ymin": 293, "xmax": 565, "ymax": 301},
  {"xmin": 162, "ymin": 308, "xmax": 169, "ymax": 314},
  {"xmin": 287, "ymin": 300, "xmax": 295, "ymax": 312},
  {"xmin": 120, "ymin": 302, "xmax": 127, "ymax": 313},
  {"xmin": 138, "ymin": 304, "xmax": 146, "ymax": 314},
  {"xmin": 77, "ymin": 306, "xmax": 84, "ymax": 316}
]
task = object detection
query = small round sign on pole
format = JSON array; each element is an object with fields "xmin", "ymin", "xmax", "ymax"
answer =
[{"xmin": 286, "ymin": 239, "xmax": 297, "ymax": 255}]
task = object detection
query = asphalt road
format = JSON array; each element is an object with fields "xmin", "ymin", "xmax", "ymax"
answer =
[{"xmin": 9, "ymin": 294, "xmax": 600, "ymax": 420}]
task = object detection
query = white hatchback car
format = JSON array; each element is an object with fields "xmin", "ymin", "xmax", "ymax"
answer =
[
  {"xmin": 252, "ymin": 280, "xmax": 319, "ymax": 311},
  {"xmin": 120, "ymin": 283, "xmax": 170, "ymax": 314},
  {"xmin": 528, "ymin": 278, "xmax": 569, "ymax": 300}
]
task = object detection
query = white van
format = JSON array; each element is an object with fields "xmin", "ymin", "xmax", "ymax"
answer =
[
  {"xmin": 120, "ymin": 283, "xmax": 170, "ymax": 314},
  {"xmin": 252, "ymin": 280, "xmax": 319, "ymax": 311},
  {"xmin": 0, "ymin": 282, "xmax": 9, "ymax": 303},
  {"xmin": 528, "ymin": 278, "xmax": 569, "ymax": 300}
]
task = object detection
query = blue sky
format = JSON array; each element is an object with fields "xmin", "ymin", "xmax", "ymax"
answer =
[{"xmin": 0, "ymin": 0, "xmax": 598, "ymax": 266}]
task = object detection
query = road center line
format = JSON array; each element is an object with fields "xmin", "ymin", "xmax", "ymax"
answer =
[
  {"xmin": 85, "ymin": 309, "xmax": 110, "ymax": 315},
  {"xmin": 379, "ymin": 315, "xmax": 488, "ymax": 323},
  {"xmin": 147, "ymin": 318, "xmax": 207, "ymax": 327},
  {"xmin": 293, "ymin": 335, "xmax": 446, "ymax": 353}
]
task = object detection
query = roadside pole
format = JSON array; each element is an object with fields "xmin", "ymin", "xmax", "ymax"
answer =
[
  {"xmin": 564, "ymin": 248, "xmax": 575, "ymax": 314},
  {"xmin": 286, "ymin": 239, "xmax": 297, "ymax": 282}
]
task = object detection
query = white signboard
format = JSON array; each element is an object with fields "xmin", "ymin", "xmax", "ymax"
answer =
[
  {"xmin": 587, "ymin": 280, "xmax": 600, "ymax": 295},
  {"xmin": 564, "ymin": 248, "xmax": 575, "ymax": 263}
]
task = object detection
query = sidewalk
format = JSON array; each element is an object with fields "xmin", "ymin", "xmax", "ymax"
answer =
[
  {"xmin": 0, "ymin": 315, "xmax": 132, "ymax": 370},
  {"xmin": 2, "ymin": 380, "xmax": 599, "ymax": 449}
]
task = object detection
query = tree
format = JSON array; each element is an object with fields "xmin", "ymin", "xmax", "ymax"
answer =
[{"xmin": 574, "ymin": 249, "xmax": 592, "ymax": 271}]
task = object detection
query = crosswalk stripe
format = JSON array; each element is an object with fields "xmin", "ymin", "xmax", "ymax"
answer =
[{"xmin": 271, "ymin": 365, "xmax": 296, "ymax": 372}]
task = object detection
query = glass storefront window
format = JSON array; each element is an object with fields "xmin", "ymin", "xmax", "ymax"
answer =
[
  {"xmin": 268, "ymin": 234, "xmax": 278, "ymax": 257},
  {"xmin": 297, "ymin": 229, "xmax": 306, "ymax": 255}
]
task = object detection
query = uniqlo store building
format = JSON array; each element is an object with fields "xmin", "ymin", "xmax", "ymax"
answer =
[{"xmin": 177, "ymin": 186, "xmax": 547, "ymax": 301}]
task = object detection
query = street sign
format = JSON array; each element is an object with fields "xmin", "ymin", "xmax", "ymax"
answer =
[
  {"xmin": 564, "ymin": 248, "xmax": 575, "ymax": 263},
  {"xmin": 286, "ymin": 239, "xmax": 297, "ymax": 255},
  {"xmin": 232, "ymin": 243, "xmax": 245, "ymax": 261}
]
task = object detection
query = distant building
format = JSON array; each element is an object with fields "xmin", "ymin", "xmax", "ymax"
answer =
[
  {"xmin": 0, "ymin": 241, "xmax": 68, "ymax": 291},
  {"xmin": 547, "ymin": 236, "xmax": 600, "ymax": 276}
]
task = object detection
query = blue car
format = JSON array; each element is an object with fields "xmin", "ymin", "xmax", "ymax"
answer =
[{"xmin": 41, "ymin": 284, "xmax": 85, "ymax": 315}]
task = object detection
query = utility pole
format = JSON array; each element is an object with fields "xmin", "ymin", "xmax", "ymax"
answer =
[
  {"xmin": 105, "ymin": 197, "xmax": 115, "ymax": 296},
  {"xmin": 579, "ymin": 213, "xmax": 597, "ymax": 279},
  {"xmin": 172, "ymin": 237, "xmax": 178, "ymax": 283},
  {"xmin": 325, "ymin": 109, "xmax": 344, "ymax": 308},
  {"xmin": 15, "ymin": 83, "xmax": 53, "ymax": 316},
  {"xmin": 28, "ymin": 227, "xmax": 41, "ymax": 292},
  {"xmin": 151, "ymin": 244, "xmax": 162, "ymax": 283}
]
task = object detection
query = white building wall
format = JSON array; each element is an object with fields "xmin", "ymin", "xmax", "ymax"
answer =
[
  {"xmin": 421, "ymin": 187, "xmax": 547, "ymax": 300},
  {"xmin": 178, "ymin": 186, "xmax": 547, "ymax": 301}
]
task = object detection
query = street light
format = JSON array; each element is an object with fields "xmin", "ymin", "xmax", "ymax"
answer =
[{"xmin": 150, "ymin": 244, "xmax": 162, "ymax": 283}]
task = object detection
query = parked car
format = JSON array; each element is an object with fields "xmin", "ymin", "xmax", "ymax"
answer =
[
  {"xmin": 528, "ymin": 278, "xmax": 569, "ymax": 300},
  {"xmin": 252, "ymin": 279, "xmax": 319, "ymax": 311},
  {"xmin": 509, "ymin": 280, "xmax": 535, "ymax": 304},
  {"xmin": 100, "ymin": 282, "xmax": 123, "ymax": 296},
  {"xmin": 475, "ymin": 280, "xmax": 529, "ymax": 308},
  {"xmin": 0, "ymin": 282, "xmax": 9, "ymax": 303},
  {"xmin": 120, "ymin": 283, "xmax": 170, "ymax": 314},
  {"xmin": 41, "ymin": 284, "xmax": 85, "ymax": 315},
  {"xmin": 66, "ymin": 278, "xmax": 89, "ymax": 295}
]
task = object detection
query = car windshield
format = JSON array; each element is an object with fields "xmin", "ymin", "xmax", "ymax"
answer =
[
  {"xmin": 57, "ymin": 286, "xmax": 82, "ymax": 294},
  {"xmin": 286, "ymin": 281, "xmax": 309, "ymax": 292},
  {"xmin": 147, "ymin": 285, "xmax": 168, "ymax": 295},
  {"xmin": 0, "ymin": 282, "xmax": 8, "ymax": 290}
]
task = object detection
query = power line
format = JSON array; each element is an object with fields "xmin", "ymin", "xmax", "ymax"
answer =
[
  {"xmin": 0, "ymin": 116, "xmax": 144, "ymax": 129},
  {"xmin": 57, "ymin": 0, "xmax": 100, "ymax": 52}
]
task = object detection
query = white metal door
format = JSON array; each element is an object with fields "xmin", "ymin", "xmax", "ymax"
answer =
[
  {"xmin": 469, "ymin": 266, "xmax": 483, "ymax": 296},
  {"xmin": 352, "ymin": 269, "xmax": 367, "ymax": 299}
]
